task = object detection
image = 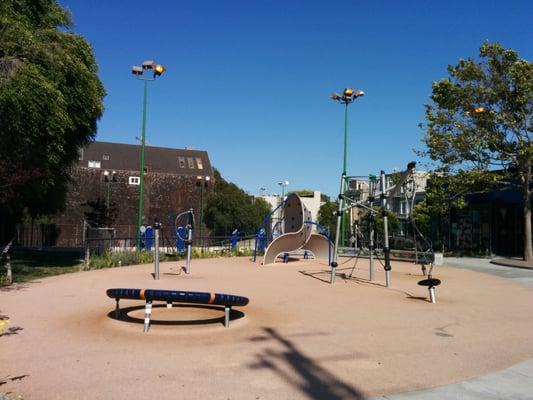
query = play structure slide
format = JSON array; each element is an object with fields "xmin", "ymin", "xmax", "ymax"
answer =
[{"xmin": 263, "ymin": 193, "xmax": 331, "ymax": 265}]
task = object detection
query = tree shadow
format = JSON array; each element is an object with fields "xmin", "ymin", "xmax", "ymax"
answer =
[
  {"xmin": 0, "ymin": 326, "xmax": 23, "ymax": 337},
  {"xmin": 0, "ymin": 374, "xmax": 29, "ymax": 386},
  {"xmin": 107, "ymin": 303, "xmax": 245, "ymax": 327},
  {"xmin": 249, "ymin": 327, "xmax": 367, "ymax": 399},
  {"xmin": 0, "ymin": 283, "xmax": 31, "ymax": 292}
]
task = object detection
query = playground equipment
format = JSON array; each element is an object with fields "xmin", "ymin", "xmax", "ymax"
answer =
[
  {"xmin": 329, "ymin": 162, "xmax": 441, "ymax": 302},
  {"xmin": 170, "ymin": 209, "xmax": 194, "ymax": 274},
  {"xmin": 260, "ymin": 193, "xmax": 332, "ymax": 265},
  {"xmin": 331, "ymin": 162, "xmax": 416, "ymax": 285},
  {"xmin": 107, "ymin": 288, "xmax": 249, "ymax": 331}
]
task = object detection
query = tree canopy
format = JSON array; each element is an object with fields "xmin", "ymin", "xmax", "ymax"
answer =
[
  {"xmin": 0, "ymin": 0, "xmax": 105, "ymax": 229},
  {"xmin": 420, "ymin": 42, "xmax": 532, "ymax": 260},
  {"xmin": 204, "ymin": 169, "xmax": 272, "ymax": 236}
]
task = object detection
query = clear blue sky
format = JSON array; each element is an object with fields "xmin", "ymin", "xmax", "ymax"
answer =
[{"xmin": 60, "ymin": 0, "xmax": 532, "ymax": 198}]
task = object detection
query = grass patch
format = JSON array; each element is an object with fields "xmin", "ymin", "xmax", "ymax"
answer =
[
  {"xmin": 1, "ymin": 247, "xmax": 255, "ymax": 286},
  {"xmin": 2, "ymin": 249, "xmax": 82, "ymax": 285}
]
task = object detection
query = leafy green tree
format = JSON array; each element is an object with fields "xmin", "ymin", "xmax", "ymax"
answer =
[
  {"xmin": 84, "ymin": 198, "xmax": 118, "ymax": 228},
  {"xmin": 317, "ymin": 200, "xmax": 337, "ymax": 238},
  {"xmin": 204, "ymin": 170, "xmax": 271, "ymax": 236},
  {"xmin": 420, "ymin": 42, "xmax": 532, "ymax": 261},
  {"xmin": 0, "ymin": 0, "xmax": 105, "ymax": 232},
  {"xmin": 359, "ymin": 207, "xmax": 401, "ymax": 241}
]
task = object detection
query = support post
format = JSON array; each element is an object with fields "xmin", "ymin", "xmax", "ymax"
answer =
[
  {"xmin": 186, "ymin": 212, "xmax": 193, "ymax": 274},
  {"xmin": 380, "ymin": 171, "xmax": 392, "ymax": 288},
  {"xmin": 369, "ymin": 214, "xmax": 375, "ymax": 282},
  {"xmin": 115, "ymin": 299, "xmax": 120, "ymax": 318},
  {"xmin": 153, "ymin": 222, "xmax": 161, "ymax": 280},
  {"xmin": 331, "ymin": 173, "xmax": 346, "ymax": 284},
  {"xmin": 429, "ymin": 287, "xmax": 436, "ymax": 303},
  {"xmin": 224, "ymin": 305, "xmax": 231, "ymax": 328},
  {"xmin": 143, "ymin": 301, "xmax": 152, "ymax": 333}
]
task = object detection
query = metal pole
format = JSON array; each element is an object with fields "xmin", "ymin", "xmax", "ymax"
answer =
[
  {"xmin": 136, "ymin": 79, "xmax": 148, "ymax": 250},
  {"xmin": 380, "ymin": 170, "xmax": 392, "ymax": 287},
  {"xmin": 339, "ymin": 103, "xmax": 350, "ymax": 248},
  {"xmin": 330, "ymin": 173, "xmax": 346, "ymax": 284},
  {"xmin": 429, "ymin": 287, "xmax": 436, "ymax": 303},
  {"xmin": 186, "ymin": 211, "xmax": 193, "ymax": 274},
  {"xmin": 369, "ymin": 214, "xmax": 375, "ymax": 281},
  {"xmin": 153, "ymin": 222, "xmax": 160, "ymax": 280},
  {"xmin": 199, "ymin": 184, "xmax": 204, "ymax": 251}
]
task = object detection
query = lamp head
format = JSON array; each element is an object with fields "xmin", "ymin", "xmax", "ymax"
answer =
[
  {"xmin": 343, "ymin": 88, "xmax": 354, "ymax": 97},
  {"xmin": 142, "ymin": 60, "xmax": 155, "ymax": 70},
  {"xmin": 154, "ymin": 64, "xmax": 166, "ymax": 76},
  {"xmin": 131, "ymin": 66, "xmax": 143, "ymax": 75},
  {"xmin": 330, "ymin": 92, "xmax": 342, "ymax": 101}
]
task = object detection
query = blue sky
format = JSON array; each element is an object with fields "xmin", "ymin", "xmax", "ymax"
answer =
[{"xmin": 60, "ymin": 0, "xmax": 532, "ymax": 198}]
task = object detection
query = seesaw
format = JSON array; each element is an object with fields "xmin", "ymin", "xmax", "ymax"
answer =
[{"xmin": 107, "ymin": 288, "xmax": 249, "ymax": 332}]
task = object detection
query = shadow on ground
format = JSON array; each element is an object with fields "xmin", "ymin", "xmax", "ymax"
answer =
[
  {"xmin": 249, "ymin": 327, "xmax": 366, "ymax": 399},
  {"xmin": 107, "ymin": 303, "xmax": 245, "ymax": 327}
]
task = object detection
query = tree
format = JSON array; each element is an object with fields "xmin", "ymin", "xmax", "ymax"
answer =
[
  {"xmin": 421, "ymin": 42, "xmax": 532, "ymax": 261},
  {"xmin": 84, "ymin": 198, "xmax": 118, "ymax": 228},
  {"xmin": 204, "ymin": 170, "xmax": 271, "ymax": 236},
  {"xmin": 0, "ymin": 0, "xmax": 105, "ymax": 234},
  {"xmin": 317, "ymin": 200, "xmax": 337, "ymax": 238}
]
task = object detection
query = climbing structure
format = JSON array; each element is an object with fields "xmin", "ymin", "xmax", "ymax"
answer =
[{"xmin": 262, "ymin": 193, "xmax": 332, "ymax": 265}]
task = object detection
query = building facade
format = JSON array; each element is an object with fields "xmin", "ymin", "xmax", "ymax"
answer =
[{"xmin": 52, "ymin": 141, "xmax": 214, "ymax": 246}]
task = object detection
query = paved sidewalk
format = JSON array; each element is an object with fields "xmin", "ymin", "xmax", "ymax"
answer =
[{"xmin": 374, "ymin": 257, "xmax": 533, "ymax": 400}]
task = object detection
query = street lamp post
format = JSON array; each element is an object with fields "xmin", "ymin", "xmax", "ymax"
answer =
[
  {"xmin": 278, "ymin": 180, "xmax": 289, "ymax": 201},
  {"xmin": 103, "ymin": 170, "xmax": 117, "ymax": 209},
  {"xmin": 196, "ymin": 175, "xmax": 211, "ymax": 249},
  {"xmin": 277, "ymin": 180, "xmax": 289, "ymax": 226},
  {"xmin": 131, "ymin": 60, "xmax": 166, "ymax": 249},
  {"xmin": 330, "ymin": 88, "xmax": 364, "ymax": 247}
]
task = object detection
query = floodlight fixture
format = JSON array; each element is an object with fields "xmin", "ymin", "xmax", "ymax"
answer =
[
  {"xmin": 154, "ymin": 64, "xmax": 166, "ymax": 76},
  {"xmin": 142, "ymin": 60, "xmax": 155, "ymax": 70},
  {"xmin": 330, "ymin": 92, "xmax": 342, "ymax": 101},
  {"xmin": 132, "ymin": 65, "xmax": 143, "ymax": 75},
  {"xmin": 474, "ymin": 107, "xmax": 485, "ymax": 113},
  {"xmin": 330, "ymin": 87, "xmax": 365, "ymax": 104}
]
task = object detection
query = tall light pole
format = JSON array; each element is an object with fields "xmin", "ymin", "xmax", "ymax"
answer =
[
  {"xmin": 131, "ymin": 60, "xmax": 166, "ymax": 249},
  {"xmin": 277, "ymin": 180, "xmax": 289, "ymax": 223},
  {"xmin": 278, "ymin": 180, "xmax": 289, "ymax": 201},
  {"xmin": 330, "ymin": 88, "xmax": 364, "ymax": 247},
  {"xmin": 103, "ymin": 170, "xmax": 117, "ymax": 209}
]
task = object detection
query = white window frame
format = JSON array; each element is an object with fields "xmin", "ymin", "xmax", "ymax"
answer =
[
  {"xmin": 129, "ymin": 176, "xmax": 140, "ymax": 185},
  {"xmin": 88, "ymin": 160, "xmax": 101, "ymax": 168}
]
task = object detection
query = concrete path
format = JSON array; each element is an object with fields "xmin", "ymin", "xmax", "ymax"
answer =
[{"xmin": 374, "ymin": 257, "xmax": 533, "ymax": 400}]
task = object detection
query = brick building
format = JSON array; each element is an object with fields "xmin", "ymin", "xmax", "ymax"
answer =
[{"xmin": 53, "ymin": 141, "xmax": 213, "ymax": 246}]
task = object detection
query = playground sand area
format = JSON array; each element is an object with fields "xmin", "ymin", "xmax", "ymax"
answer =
[{"xmin": 1, "ymin": 256, "xmax": 533, "ymax": 399}]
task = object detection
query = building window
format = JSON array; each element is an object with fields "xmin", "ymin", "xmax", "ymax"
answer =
[
  {"xmin": 88, "ymin": 160, "xmax": 101, "ymax": 168},
  {"xmin": 129, "ymin": 177, "xmax": 140, "ymax": 185},
  {"xmin": 78, "ymin": 149, "xmax": 84, "ymax": 161},
  {"xmin": 196, "ymin": 157, "xmax": 203, "ymax": 170},
  {"xmin": 187, "ymin": 157, "xmax": 195, "ymax": 169},
  {"xmin": 102, "ymin": 154, "xmax": 110, "ymax": 160},
  {"xmin": 178, "ymin": 157, "xmax": 186, "ymax": 168}
]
